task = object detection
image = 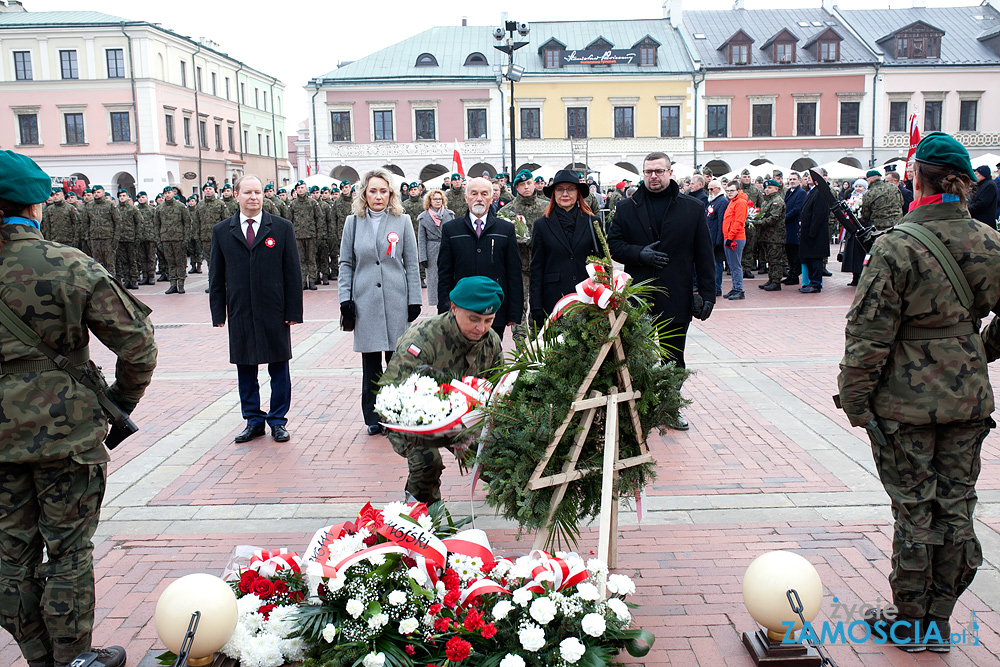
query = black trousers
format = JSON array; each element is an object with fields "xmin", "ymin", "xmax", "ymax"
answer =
[
  {"xmin": 785, "ymin": 243, "xmax": 800, "ymax": 277},
  {"xmin": 664, "ymin": 321, "xmax": 690, "ymax": 369},
  {"xmin": 361, "ymin": 351, "xmax": 393, "ymax": 426}
]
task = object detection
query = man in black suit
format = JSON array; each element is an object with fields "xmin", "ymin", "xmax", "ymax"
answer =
[
  {"xmin": 607, "ymin": 151, "xmax": 715, "ymax": 430},
  {"xmin": 209, "ymin": 174, "xmax": 303, "ymax": 443},
  {"xmin": 782, "ymin": 172, "xmax": 807, "ymax": 285},
  {"xmin": 437, "ymin": 176, "xmax": 523, "ymax": 340}
]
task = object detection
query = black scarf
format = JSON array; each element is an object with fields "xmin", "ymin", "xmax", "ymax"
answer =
[{"xmin": 552, "ymin": 204, "xmax": 580, "ymax": 240}]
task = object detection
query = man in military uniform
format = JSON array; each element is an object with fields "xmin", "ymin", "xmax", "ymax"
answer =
[
  {"xmin": 40, "ymin": 188, "xmax": 80, "ymax": 248},
  {"xmin": 220, "ymin": 183, "xmax": 239, "ymax": 214},
  {"xmin": 860, "ymin": 169, "xmax": 905, "ymax": 230},
  {"xmin": 445, "ymin": 174, "xmax": 468, "ymax": 218},
  {"xmin": 263, "ymin": 183, "xmax": 285, "ymax": 218},
  {"xmin": 839, "ymin": 133, "xmax": 1000, "ymax": 652},
  {"xmin": 154, "ymin": 185, "xmax": 192, "ymax": 294},
  {"xmin": 312, "ymin": 186, "xmax": 334, "ymax": 285},
  {"xmin": 194, "ymin": 182, "xmax": 229, "ymax": 290},
  {"xmin": 737, "ymin": 170, "xmax": 764, "ymax": 278},
  {"xmin": 115, "ymin": 190, "xmax": 141, "ymax": 289},
  {"xmin": 498, "ymin": 169, "xmax": 548, "ymax": 342},
  {"xmin": 755, "ymin": 179, "xmax": 787, "ymax": 291},
  {"xmin": 0, "ymin": 150, "xmax": 156, "ymax": 667},
  {"xmin": 330, "ymin": 180, "xmax": 353, "ymax": 276},
  {"xmin": 381, "ymin": 276, "xmax": 503, "ymax": 503},
  {"xmin": 83, "ymin": 185, "xmax": 120, "ymax": 274},
  {"xmin": 534, "ymin": 176, "xmax": 547, "ymax": 197},
  {"xmin": 135, "ymin": 191, "xmax": 157, "ymax": 285},
  {"xmin": 288, "ymin": 180, "xmax": 321, "ymax": 290}
]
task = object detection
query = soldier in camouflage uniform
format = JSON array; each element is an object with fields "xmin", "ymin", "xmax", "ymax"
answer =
[
  {"xmin": 288, "ymin": 180, "xmax": 321, "ymax": 290},
  {"xmin": 860, "ymin": 169, "xmax": 906, "ymax": 230},
  {"xmin": 154, "ymin": 186, "xmax": 192, "ymax": 294},
  {"xmin": 445, "ymin": 174, "xmax": 468, "ymax": 218},
  {"xmin": 83, "ymin": 185, "xmax": 120, "ymax": 275},
  {"xmin": 39, "ymin": 189, "xmax": 80, "ymax": 248},
  {"xmin": 194, "ymin": 183, "xmax": 230, "ymax": 274},
  {"xmin": 262, "ymin": 184, "xmax": 283, "ymax": 218},
  {"xmin": 220, "ymin": 183, "xmax": 239, "ymax": 218},
  {"xmin": 756, "ymin": 180, "xmax": 787, "ymax": 290},
  {"xmin": 0, "ymin": 150, "xmax": 156, "ymax": 667},
  {"xmin": 312, "ymin": 186, "xmax": 333, "ymax": 285},
  {"xmin": 115, "ymin": 190, "xmax": 141, "ymax": 289},
  {"xmin": 498, "ymin": 169, "xmax": 548, "ymax": 342},
  {"xmin": 381, "ymin": 276, "xmax": 503, "ymax": 503},
  {"xmin": 320, "ymin": 187, "xmax": 339, "ymax": 282},
  {"xmin": 276, "ymin": 188, "xmax": 291, "ymax": 218},
  {"xmin": 330, "ymin": 181, "xmax": 353, "ymax": 279},
  {"xmin": 135, "ymin": 192, "xmax": 157, "ymax": 285},
  {"xmin": 737, "ymin": 170, "xmax": 764, "ymax": 277},
  {"xmin": 838, "ymin": 133, "xmax": 1000, "ymax": 652}
]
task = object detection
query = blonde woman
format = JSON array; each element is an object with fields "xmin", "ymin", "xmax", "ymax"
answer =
[
  {"xmin": 338, "ymin": 168, "xmax": 422, "ymax": 435},
  {"xmin": 416, "ymin": 188, "xmax": 454, "ymax": 307}
]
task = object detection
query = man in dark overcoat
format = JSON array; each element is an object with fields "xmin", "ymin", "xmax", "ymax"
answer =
[
  {"xmin": 209, "ymin": 174, "xmax": 303, "ymax": 443},
  {"xmin": 797, "ymin": 170, "xmax": 832, "ymax": 293}
]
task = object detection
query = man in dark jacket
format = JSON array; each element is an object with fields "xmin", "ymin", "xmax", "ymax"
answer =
[
  {"xmin": 886, "ymin": 170, "xmax": 913, "ymax": 212},
  {"xmin": 607, "ymin": 152, "xmax": 715, "ymax": 430},
  {"xmin": 782, "ymin": 172, "xmax": 807, "ymax": 285},
  {"xmin": 210, "ymin": 174, "xmax": 303, "ymax": 443},
  {"xmin": 705, "ymin": 179, "xmax": 728, "ymax": 296},
  {"xmin": 798, "ymin": 171, "xmax": 831, "ymax": 293},
  {"xmin": 437, "ymin": 177, "xmax": 523, "ymax": 340},
  {"xmin": 969, "ymin": 165, "xmax": 998, "ymax": 228}
]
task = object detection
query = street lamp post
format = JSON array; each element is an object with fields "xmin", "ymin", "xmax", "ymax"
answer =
[{"xmin": 494, "ymin": 21, "xmax": 529, "ymax": 178}]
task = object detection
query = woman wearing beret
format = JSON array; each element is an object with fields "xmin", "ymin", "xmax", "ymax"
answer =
[
  {"xmin": 838, "ymin": 133, "xmax": 1000, "ymax": 652},
  {"xmin": 529, "ymin": 169, "xmax": 600, "ymax": 325},
  {"xmin": 417, "ymin": 189, "xmax": 453, "ymax": 308},
  {"xmin": 339, "ymin": 167, "xmax": 422, "ymax": 435}
]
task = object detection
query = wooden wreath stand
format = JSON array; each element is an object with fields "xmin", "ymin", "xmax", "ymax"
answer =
[{"xmin": 527, "ymin": 310, "xmax": 654, "ymax": 568}]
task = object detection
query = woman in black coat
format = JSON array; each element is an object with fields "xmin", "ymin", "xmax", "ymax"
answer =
[
  {"xmin": 798, "ymin": 175, "xmax": 832, "ymax": 292},
  {"xmin": 529, "ymin": 170, "xmax": 600, "ymax": 325}
]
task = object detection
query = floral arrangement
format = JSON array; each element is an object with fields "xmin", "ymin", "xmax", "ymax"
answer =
[
  {"xmin": 497, "ymin": 210, "xmax": 530, "ymax": 240},
  {"xmin": 375, "ymin": 374, "xmax": 491, "ymax": 436}
]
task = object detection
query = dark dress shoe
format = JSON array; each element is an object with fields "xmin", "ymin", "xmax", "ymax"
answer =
[
  {"xmin": 674, "ymin": 413, "xmax": 690, "ymax": 430},
  {"xmin": 234, "ymin": 424, "xmax": 266, "ymax": 443},
  {"xmin": 781, "ymin": 277, "xmax": 799, "ymax": 285},
  {"xmin": 798, "ymin": 285, "xmax": 822, "ymax": 293},
  {"xmin": 272, "ymin": 424, "xmax": 290, "ymax": 442},
  {"xmin": 367, "ymin": 424, "xmax": 384, "ymax": 436},
  {"xmin": 822, "ymin": 268, "xmax": 833, "ymax": 277},
  {"xmin": 59, "ymin": 646, "xmax": 127, "ymax": 667},
  {"xmin": 725, "ymin": 290, "xmax": 745, "ymax": 300},
  {"xmin": 761, "ymin": 282, "xmax": 781, "ymax": 291}
]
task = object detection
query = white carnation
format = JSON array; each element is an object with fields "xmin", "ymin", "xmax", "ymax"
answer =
[
  {"xmin": 417, "ymin": 514, "xmax": 434, "ymax": 530},
  {"xmin": 388, "ymin": 590, "xmax": 407, "ymax": 606},
  {"xmin": 606, "ymin": 574, "xmax": 635, "ymax": 596},
  {"xmin": 512, "ymin": 588, "xmax": 533, "ymax": 607},
  {"xmin": 492, "ymin": 600, "xmax": 514, "ymax": 620},
  {"xmin": 381, "ymin": 501, "xmax": 410, "ymax": 522},
  {"xmin": 362, "ymin": 652, "xmax": 386, "ymax": 667},
  {"xmin": 581, "ymin": 612, "xmax": 606, "ymax": 637},
  {"xmin": 346, "ymin": 598, "xmax": 365, "ymax": 618},
  {"xmin": 368, "ymin": 553, "xmax": 386, "ymax": 566},
  {"xmin": 606, "ymin": 598, "xmax": 631, "ymax": 623},
  {"xmin": 529, "ymin": 596, "xmax": 558, "ymax": 625},
  {"xmin": 586, "ymin": 559, "xmax": 608, "ymax": 577},
  {"xmin": 499, "ymin": 654, "xmax": 526, "ymax": 667},
  {"xmin": 408, "ymin": 567, "xmax": 428, "ymax": 585},
  {"xmin": 368, "ymin": 613, "xmax": 389, "ymax": 629},
  {"xmin": 560, "ymin": 637, "xmax": 586, "ymax": 663},
  {"xmin": 518, "ymin": 624, "xmax": 546, "ymax": 652},
  {"xmin": 575, "ymin": 582, "xmax": 601, "ymax": 601},
  {"xmin": 491, "ymin": 559, "xmax": 512, "ymax": 576},
  {"xmin": 321, "ymin": 623, "xmax": 337, "ymax": 643},
  {"xmin": 398, "ymin": 617, "xmax": 419, "ymax": 635}
]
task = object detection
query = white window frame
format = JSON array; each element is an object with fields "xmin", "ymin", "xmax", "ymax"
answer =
[
  {"xmin": 704, "ymin": 95, "xmax": 733, "ymax": 139},
  {"xmin": 368, "ymin": 101, "xmax": 397, "ymax": 142},
  {"xmin": 12, "ymin": 105, "xmax": 42, "ymax": 146},
  {"xmin": 462, "ymin": 98, "xmax": 490, "ymax": 141},
  {"xmin": 410, "ymin": 100, "xmax": 439, "ymax": 142},
  {"xmin": 104, "ymin": 102, "xmax": 133, "ymax": 144},
  {"xmin": 326, "ymin": 102, "xmax": 355, "ymax": 144},
  {"xmin": 516, "ymin": 97, "xmax": 545, "ymax": 140},
  {"xmin": 791, "ymin": 93, "xmax": 821, "ymax": 137},
  {"xmin": 562, "ymin": 96, "xmax": 593, "ymax": 139},
  {"xmin": 12, "ymin": 49, "xmax": 34, "ymax": 81},
  {"xmin": 747, "ymin": 94, "xmax": 777, "ymax": 138},
  {"xmin": 957, "ymin": 91, "xmax": 983, "ymax": 133},
  {"xmin": 836, "ymin": 92, "xmax": 864, "ymax": 137},
  {"xmin": 58, "ymin": 104, "xmax": 87, "ymax": 145}
]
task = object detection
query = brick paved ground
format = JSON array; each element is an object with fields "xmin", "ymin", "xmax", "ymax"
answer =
[{"xmin": 6, "ymin": 262, "xmax": 1000, "ymax": 666}]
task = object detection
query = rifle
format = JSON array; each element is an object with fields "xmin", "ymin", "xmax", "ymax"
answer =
[{"xmin": 808, "ymin": 169, "xmax": 885, "ymax": 252}]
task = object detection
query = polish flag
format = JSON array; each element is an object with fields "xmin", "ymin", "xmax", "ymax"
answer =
[
  {"xmin": 452, "ymin": 140, "xmax": 465, "ymax": 178},
  {"xmin": 906, "ymin": 113, "xmax": 920, "ymax": 171}
]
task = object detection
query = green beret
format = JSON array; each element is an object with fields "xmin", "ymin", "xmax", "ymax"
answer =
[
  {"xmin": 66, "ymin": 191, "xmax": 77, "ymax": 197},
  {"xmin": 320, "ymin": 186, "xmax": 330, "ymax": 192},
  {"xmin": 296, "ymin": 180, "xmax": 306, "ymax": 186},
  {"xmin": 83, "ymin": 188, "xmax": 93, "ymax": 194},
  {"xmin": 264, "ymin": 183, "xmax": 274, "ymax": 191},
  {"xmin": 202, "ymin": 182, "xmax": 215, "ymax": 190},
  {"xmin": 449, "ymin": 276, "xmax": 504, "ymax": 315},
  {"xmin": 914, "ymin": 132, "xmax": 976, "ymax": 180},
  {"xmin": 137, "ymin": 191, "xmax": 147, "ymax": 196},
  {"xmin": 513, "ymin": 169, "xmax": 534, "ymax": 185},
  {"xmin": 118, "ymin": 189, "xmax": 129, "ymax": 195},
  {"xmin": 534, "ymin": 176, "xmax": 545, "ymax": 183},
  {"xmin": 278, "ymin": 188, "xmax": 286, "ymax": 194},
  {"xmin": 340, "ymin": 180, "xmax": 351, "ymax": 187},
  {"xmin": 410, "ymin": 182, "xmax": 419, "ymax": 188},
  {"xmin": 51, "ymin": 187, "xmax": 63, "ymax": 194},
  {"xmin": 221, "ymin": 183, "xmax": 232, "ymax": 190},
  {"xmin": 162, "ymin": 186, "xmax": 174, "ymax": 194},
  {"xmin": 764, "ymin": 179, "xmax": 779, "ymax": 188},
  {"xmin": 451, "ymin": 173, "xmax": 461, "ymax": 180},
  {"xmin": 309, "ymin": 185, "xmax": 319, "ymax": 193},
  {"xmin": 0, "ymin": 151, "xmax": 53, "ymax": 206},
  {"xmin": 741, "ymin": 169, "xmax": 750, "ymax": 176},
  {"xmin": 92, "ymin": 184, "xmax": 104, "ymax": 191},
  {"xmin": 866, "ymin": 169, "xmax": 882, "ymax": 178}
]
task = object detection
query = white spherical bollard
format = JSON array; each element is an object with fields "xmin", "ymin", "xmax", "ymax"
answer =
[
  {"xmin": 155, "ymin": 573, "xmax": 239, "ymax": 666},
  {"xmin": 742, "ymin": 550, "xmax": 823, "ymax": 642}
]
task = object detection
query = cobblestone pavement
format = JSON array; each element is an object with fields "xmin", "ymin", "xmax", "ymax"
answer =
[{"xmin": 6, "ymin": 260, "xmax": 1000, "ymax": 666}]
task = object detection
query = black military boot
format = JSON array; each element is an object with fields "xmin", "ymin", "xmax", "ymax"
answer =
[
  {"xmin": 761, "ymin": 282, "xmax": 781, "ymax": 291},
  {"xmin": 27, "ymin": 657, "xmax": 53, "ymax": 667},
  {"xmin": 165, "ymin": 280, "xmax": 178, "ymax": 294},
  {"xmin": 177, "ymin": 279, "xmax": 186, "ymax": 294},
  {"xmin": 55, "ymin": 646, "xmax": 127, "ymax": 667},
  {"xmin": 926, "ymin": 615, "xmax": 951, "ymax": 653},
  {"xmin": 157, "ymin": 273, "xmax": 168, "ymax": 282}
]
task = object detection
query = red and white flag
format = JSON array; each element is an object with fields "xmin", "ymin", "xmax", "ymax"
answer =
[
  {"xmin": 452, "ymin": 140, "xmax": 465, "ymax": 178},
  {"xmin": 906, "ymin": 113, "xmax": 921, "ymax": 171}
]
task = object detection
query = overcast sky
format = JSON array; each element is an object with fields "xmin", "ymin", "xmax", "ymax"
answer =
[{"xmin": 28, "ymin": 0, "xmax": 974, "ymax": 136}]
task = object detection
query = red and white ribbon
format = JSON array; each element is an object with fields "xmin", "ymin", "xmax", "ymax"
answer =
[
  {"xmin": 517, "ymin": 550, "xmax": 590, "ymax": 593},
  {"xmin": 460, "ymin": 577, "xmax": 510, "ymax": 607},
  {"xmin": 443, "ymin": 529, "xmax": 496, "ymax": 566},
  {"xmin": 387, "ymin": 232, "xmax": 400, "ymax": 258},
  {"xmin": 249, "ymin": 549, "xmax": 303, "ymax": 578},
  {"xmin": 548, "ymin": 265, "xmax": 632, "ymax": 321}
]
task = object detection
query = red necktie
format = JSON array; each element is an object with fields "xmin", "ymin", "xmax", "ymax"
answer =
[{"xmin": 246, "ymin": 219, "xmax": 255, "ymax": 248}]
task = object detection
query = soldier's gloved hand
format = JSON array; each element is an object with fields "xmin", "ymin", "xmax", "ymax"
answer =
[
  {"xmin": 420, "ymin": 260, "xmax": 428, "ymax": 270},
  {"xmin": 639, "ymin": 243, "xmax": 669, "ymax": 269},
  {"xmin": 863, "ymin": 418, "xmax": 887, "ymax": 448},
  {"xmin": 340, "ymin": 300, "xmax": 356, "ymax": 320},
  {"xmin": 691, "ymin": 293, "xmax": 704, "ymax": 317},
  {"xmin": 696, "ymin": 300, "xmax": 714, "ymax": 321},
  {"xmin": 407, "ymin": 304, "xmax": 421, "ymax": 322}
]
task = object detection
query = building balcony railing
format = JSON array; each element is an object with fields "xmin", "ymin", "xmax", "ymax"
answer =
[{"xmin": 883, "ymin": 132, "xmax": 1000, "ymax": 148}]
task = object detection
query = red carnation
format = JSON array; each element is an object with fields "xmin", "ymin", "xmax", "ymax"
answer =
[
  {"xmin": 272, "ymin": 580, "xmax": 289, "ymax": 596},
  {"xmin": 443, "ymin": 569, "xmax": 461, "ymax": 591},
  {"xmin": 251, "ymin": 578, "xmax": 275, "ymax": 598},
  {"xmin": 434, "ymin": 617, "xmax": 451, "ymax": 632},
  {"xmin": 405, "ymin": 645, "xmax": 416, "ymax": 656},
  {"xmin": 445, "ymin": 637, "xmax": 472, "ymax": 662},
  {"xmin": 258, "ymin": 603, "xmax": 275, "ymax": 619},
  {"xmin": 238, "ymin": 570, "xmax": 258, "ymax": 593},
  {"xmin": 481, "ymin": 623, "xmax": 497, "ymax": 639},
  {"xmin": 443, "ymin": 589, "xmax": 460, "ymax": 609},
  {"xmin": 481, "ymin": 561, "xmax": 497, "ymax": 574},
  {"xmin": 429, "ymin": 603, "xmax": 442, "ymax": 615},
  {"xmin": 402, "ymin": 556, "xmax": 417, "ymax": 569},
  {"xmin": 363, "ymin": 534, "xmax": 379, "ymax": 547},
  {"xmin": 463, "ymin": 609, "xmax": 484, "ymax": 631}
]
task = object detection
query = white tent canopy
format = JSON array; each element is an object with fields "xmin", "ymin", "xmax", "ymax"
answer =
[
  {"xmin": 720, "ymin": 161, "xmax": 782, "ymax": 182},
  {"xmin": 422, "ymin": 172, "xmax": 450, "ymax": 190},
  {"xmin": 589, "ymin": 163, "xmax": 640, "ymax": 186},
  {"xmin": 531, "ymin": 165, "xmax": 560, "ymax": 182},
  {"xmin": 814, "ymin": 160, "xmax": 867, "ymax": 181},
  {"xmin": 971, "ymin": 152, "xmax": 1000, "ymax": 168},
  {"xmin": 302, "ymin": 174, "xmax": 335, "ymax": 190}
]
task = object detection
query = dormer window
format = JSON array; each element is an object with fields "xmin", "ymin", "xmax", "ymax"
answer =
[
  {"xmin": 464, "ymin": 52, "xmax": 488, "ymax": 66},
  {"xmin": 587, "ymin": 37, "xmax": 614, "ymax": 51},
  {"xmin": 819, "ymin": 40, "xmax": 839, "ymax": 61},
  {"xmin": 539, "ymin": 38, "xmax": 566, "ymax": 69},
  {"xmin": 730, "ymin": 43, "xmax": 749, "ymax": 65},
  {"xmin": 633, "ymin": 36, "xmax": 661, "ymax": 66},
  {"xmin": 775, "ymin": 42, "xmax": 794, "ymax": 63},
  {"xmin": 804, "ymin": 27, "xmax": 843, "ymax": 62},
  {"xmin": 883, "ymin": 21, "xmax": 943, "ymax": 59},
  {"xmin": 415, "ymin": 53, "xmax": 438, "ymax": 67},
  {"xmin": 544, "ymin": 49, "xmax": 560, "ymax": 68}
]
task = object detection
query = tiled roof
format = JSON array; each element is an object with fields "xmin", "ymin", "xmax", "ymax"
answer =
[
  {"xmin": 839, "ymin": 5, "xmax": 1000, "ymax": 65},
  {"xmin": 684, "ymin": 7, "xmax": 875, "ymax": 68}
]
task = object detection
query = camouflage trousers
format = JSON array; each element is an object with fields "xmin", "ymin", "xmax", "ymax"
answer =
[
  {"xmin": 390, "ymin": 434, "xmax": 471, "ymax": 504},
  {"xmin": 742, "ymin": 224, "xmax": 759, "ymax": 273},
  {"xmin": 89, "ymin": 239, "xmax": 116, "ymax": 276},
  {"xmin": 0, "ymin": 459, "xmax": 106, "ymax": 664},
  {"xmin": 511, "ymin": 272, "xmax": 531, "ymax": 343},
  {"xmin": 762, "ymin": 242, "xmax": 787, "ymax": 284},
  {"xmin": 162, "ymin": 241, "xmax": 187, "ymax": 284},
  {"xmin": 315, "ymin": 240, "xmax": 330, "ymax": 281},
  {"xmin": 137, "ymin": 241, "xmax": 157, "ymax": 282},
  {"xmin": 116, "ymin": 241, "xmax": 139, "ymax": 284},
  {"xmin": 297, "ymin": 238, "xmax": 316, "ymax": 287},
  {"xmin": 869, "ymin": 417, "xmax": 991, "ymax": 618},
  {"xmin": 187, "ymin": 238, "xmax": 202, "ymax": 269}
]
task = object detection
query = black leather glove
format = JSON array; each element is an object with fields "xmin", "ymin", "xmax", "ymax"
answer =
[
  {"xmin": 531, "ymin": 309, "xmax": 547, "ymax": 327},
  {"xmin": 408, "ymin": 304, "xmax": 421, "ymax": 322},
  {"xmin": 340, "ymin": 300, "xmax": 356, "ymax": 319},
  {"xmin": 696, "ymin": 300, "xmax": 714, "ymax": 321},
  {"xmin": 639, "ymin": 242, "xmax": 669, "ymax": 269},
  {"xmin": 419, "ymin": 260, "xmax": 428, "ymax": 270}
]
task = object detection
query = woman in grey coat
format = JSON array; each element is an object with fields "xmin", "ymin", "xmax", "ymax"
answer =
[
  {"xmin": 339, "ymin": 168, "xmax": 422, "ymax": 435},
  {"xmin": 416, "ymin": 188, "xmax": 453, "ymax": 307}
]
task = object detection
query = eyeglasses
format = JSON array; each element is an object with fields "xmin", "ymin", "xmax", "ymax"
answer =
[{"xmin": 642, "ymin": 169, "xmax": 668, "ymax": 177}]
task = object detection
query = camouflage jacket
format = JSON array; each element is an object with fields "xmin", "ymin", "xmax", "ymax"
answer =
[
  {"xmin": 221, "ymin": 194, "xmax": 239, "ymax": 215},
  {"xmin": 837, "ymin": 201, "xmax": 1000, "ymax": 427},
  {"xmin": 606, "ymin": 190, "xmax": 623, "ymax": 214},
  {"xmin": 860, "ymin": 179, "xmax": 905, "ymax": 230},
  {"xmin": 757, "ymin": 191, "xmax": 787, "ymax": 244},
  {"xmin": 117, "ymin": 201, "xmax": 141, "ymax": 243},
  {"xmin": 403, "ymin": 198, "xmax": 424, "ymax": 233},
  {"xmin": 332, "ymin": 194, "xmax": 353, "ymax": 247},
  {"xmin": 262, "ymin": 198, "xmax": 279, "ymax": 217},
  {"xmin": 154, "ymin": 198, "xmax": 191, "ymax": 242},
  {"xmin": 381, "ymin": 311, "xmax": 502, "ymax": 449},
  {"xmin": 0, "ymin": 223, "xmax": 157, "ymax": 463},
  {"xmin": 85, "ymin": 197, "xmax": 121, "ymax": 242},
  {"xmin": 499, "ymin": 193, "xmax": 548, "ymax": 232},
  {"xmin": 40, "ymin": 200, "xmax": 80, "ymax": 246},
  {"xmin": 739, "ymin": 182, "xmax": 764, "ymax": 208},
  {"xmin": 195, "ymin": 195, "xmax": 229, "ymax": 242},
  {"xmin": 585, "ymin": 192, "xmax": 601, "ymax": 214},
  {"xmin": 136, "ymin": 202, "xmax": 156, "ymax": 242},
  {"xmin": 316, "ymin": 199, "xmax": 334, "ymax": 241},
  {"xmin": 445, "ymin": 188, "xmax": 468, "ymax": 218},
  {"xmin": 288, "ymin": 194, "xmax": 320, "ymax": 239}
]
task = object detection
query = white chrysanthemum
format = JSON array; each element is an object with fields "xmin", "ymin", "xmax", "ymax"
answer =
[
  {"xmin": 581, "ymin": 612, "xmax": 606, "ymax": 637},
  {"xmin": 362, "ymin": 652, "xmax": 386, "ymax": 667},
  {"xmin": 368, "ymin": 553, "xmax": 386, "ymax": 566},
  {"xmin": 512, "ymin": 588, "xmax": 533, "ymax": 607},
  {"xmin": 575, "ymin": 582, "xmax": 601, "ymax": 601},
  {"xmin": 221, "ymin": 621, "xmax": 252, "ymax": 660},
  {"xmin": 368, "ymin": 613, "xmax": 389, "ymax": 629},
  {"xmin": 492, "ymin": 560, "xmax": 512, "ymax": 577},
  {"xmin": 244, "ymin": 632, "xmax": 284, "ymax": 667},
  {"xmin": 408, "ymin": 567, "xmax": 427, "ymax": 585},
  {"xmin": 321, "ymin": 623, "xmax": 337, "ymax": 643},
  {"xmin": 399, "ymin": 617, "xmax": 419, "ymax": 635},
  {"xmin": 509, "ymin": 558, "xmax": 533, "ymax": 580},
  {"xmin": 262, "ymin": 605, "xmax": 296, "ymax": 638},
  {"xmin": 388, "ymin": 590, "xmax": 407, "ymax": 606},
  {"xmin": 282, "ymin": 637, "xmax": 307, "ymax": 661},
  {"xmin": 346, "ymin": 598, "xmax": 365, "ymax": 618},
  {"xmin": 236, "ymin": 594, "xmax": 263, "ymax": 616},
  {"xmin": 560, "ymin": 637, "xmax": 586, "ymax": 663},
  {"xmin": 518, "ymin": 624, "xmax": 546, "ymax": 652},
  {"xmin": 417, "ymin": 514, "xmax": 434, "ymax": 530},
  {"xmin": 586, "ymin": 559, "xmax": 608, "ymax": 577},
  {"xmin": 606, "ymin": 574, "xmax": 635, "ymax": 596},
  {"xmin": 499, "ymin": 654, "xmax": 526, "ymax": 667},
  {"xmin": 381, "ymin": 501, "xmax": 410, "ymax": 522},
  {"xmin": 606, "ymin": 598, "xmax": 631, "ymax": 623},
  {"xmin": 492, "ymin": 600, "xmax": 514, "ymax": 620},
  {"xmin": 529, "ymin": 596, "xmax": 558, "ymax": 625}
]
